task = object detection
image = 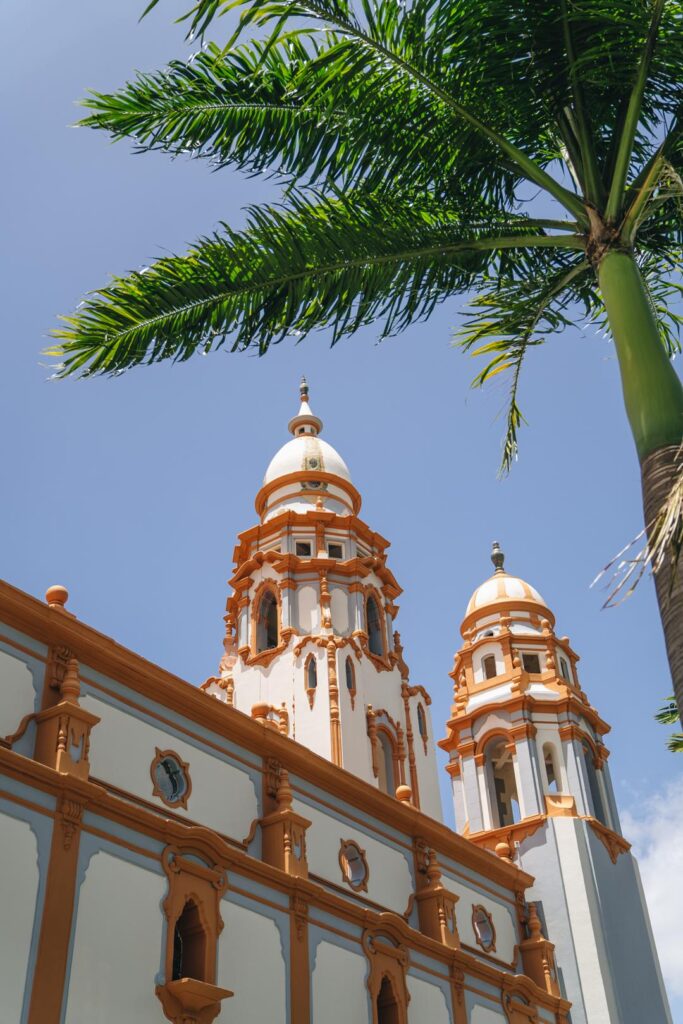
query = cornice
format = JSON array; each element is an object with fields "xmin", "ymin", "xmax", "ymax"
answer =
[
  {"xmin": 254, "ymin": 471, "xmax": 362, "ymax": 517},
  {"xmin": 439, "ymin": 693, "xmax": 610, "ymax": 754},
  {"xmin": 0, "ymin": 579, "xmax": 530, "ymax": 891},
  {"xmin": 0, "ymin": 745, "xmax": 569, "ymax": 1018}
]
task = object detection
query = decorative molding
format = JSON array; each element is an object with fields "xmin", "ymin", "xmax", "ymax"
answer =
[
  {"xmin": 150, "ymin": 748, "xmax": 192, "ymax": 810},
  {"xmin": 339, "ymin": 838, "xmax": 369, "ymax": 893},
  {"xmin": 467, "ymin": 815, "xmax": 546, "ymax": 856},
  {"xmin": 156, "ymin": 842, "xmax": 231, "ymax": 1024},
  {"xmin": 156, "ymin": 979, "xmax": 233, "ymax": 1024},
  {"xmin": 34, "ymin": 656, "xmax": 100, "ymax": 780},
  {"xmin": 362, "ymin": 925, "xmax": 410, "ymax": 1024},
  {"xmin": 472, "ymin": 904, "xmax": 497, "ymax": 953},
  {"xmin": 327, "ymin": 641, "xmax": 342, "ymax": 766},
  {"xmin": 0, "ymin": 741, "xmax": 573, "ymax": 1022},
  {"xmin": 544, "ymin": 794, "xmax": 577, "ymax": 817},
  {"xmin": 261, "ymin": 768, "xmax": 311, "ymax": 878},
  {"xmin": 585, "ymin": 817, "xmax": 631, "ymax": 864},
  {"xmin": 0, "ymin": 580, "xmax": 535, "ymax": 893},
  {"xmin": 415, "ymin": 849, "xmax": 460, "ymax": 949},
  {"xmin": 27, "ymin": 787, "xmax": 87, "ymax": 1024}
]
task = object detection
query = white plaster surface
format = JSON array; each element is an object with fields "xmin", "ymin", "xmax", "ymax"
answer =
[
  {"xmin": 0, "ymin": 649, "xmax": 36, "ymax": 739},
  {"xmin": 0, "ymin": 811, "xmax": 39, "ymax": 1022},
  {"xmin": 295, "ymin": 801, "xmax": 412, "ymax": 914},
  {"xmin": 80, "ymin": 694, "xmax": 259, "ymax": 840},
  {"xmin": 312, "ymin": 939, "xmax": 369, "ymax": 1024},
  {"xmin": 217, "ymin": 899, "xmax": 287, "ymax": 1022},
  {"xmin": 440, "ymin": 871, "xmax": 517, "ymax": 963},
  {"xmin": 330, "ymin": 587, "xmax": 349, "ymax": 633},
  {"xmin": 470, "ymin": 1003, "xmax": 507, "ymax": 1023},
  {"xmin": 407, "ymin": 973, "xmax": 450, "ymax": 1023},
  {"xmin": 297, "ymin": 585, "xmax": 319, "ymax": 633},
  {"xmin": 65, "ymin": 850, "xmax": 165, "ymax": 1024},
  {"xmin": 553, "ymin": 818, "xmax": 617, "ymax": 1022}
]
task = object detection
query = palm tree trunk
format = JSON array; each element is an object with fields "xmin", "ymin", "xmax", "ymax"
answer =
[
  {"xmin": 597, "ymin": 250, "xmax": 683, "ymax": 723},
  {"xmin": 641, "ymin": 445, "xmax": 683, "ymax": 718}
]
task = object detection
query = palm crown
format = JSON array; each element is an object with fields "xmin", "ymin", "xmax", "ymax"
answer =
[{"xmin": 55, "ymin": 0, "xmax": 683, "ymax": 717}]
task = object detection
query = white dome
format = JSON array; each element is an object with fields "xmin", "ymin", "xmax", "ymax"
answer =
[
  {"xmin": 263, "ymin": 434, "xmax": 352, "ymax": 486},
  {"xmin": 466, "ymin": 572, "xmax": 547, "ymax": 617}
]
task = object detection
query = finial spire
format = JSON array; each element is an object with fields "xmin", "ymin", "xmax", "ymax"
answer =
[
  {"xmin": 288, "ymin": 376, "xmax": 323, "ymax": 437},
  {"xmin": 491, "ymin": 541, "xmax": 505, "ymax": 574}
]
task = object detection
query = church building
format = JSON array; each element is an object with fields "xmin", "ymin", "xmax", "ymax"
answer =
[{"xmin": 0, "ymin": 380, "xmax": 671, "ymax": 1023}]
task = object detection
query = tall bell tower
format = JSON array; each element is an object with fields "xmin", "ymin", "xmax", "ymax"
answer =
[
  {"xmin": 202, "ymin": 379, "xmax": 442, "ymax": 820},
  {"xmin": 440, "ymin": 544, "xmax": 671, "ymax": 1024}
]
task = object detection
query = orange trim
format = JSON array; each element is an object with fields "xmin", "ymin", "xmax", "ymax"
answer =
[
  {"xmin": 290, "ymin": 882, "xmax": 311, "ymax": 1024},
  {"xmin": 585, "ymin": 817, "xmax": 631, "ymax": 863},
  {"xmin": 471, "ymin": 904, "xmax": 497, "ymax": 953},
  {"xmin": 255, "ymin": 471, "xmax": 362, "ymax": 517},
  {"xmin": 0, "ymin": 582, "xmax": 531, "ymax": 890},
  {"xmin": 27, "ymin": 791, "xmax": 85, "ymax": 1024},
  {"xmin": 156, "ymin": 842, "xmax": 232, "ymax": 1024},
  {"xmin": 150, "ymin": 748, "xmax": 192, "ymax": 810},
  {"xmin": 363, "ymin": 925, "xmax": 409, "ymax": 1024},
  {"xmin": 339, "ymin": 838, "xmax": 369, "ymax": 893}
]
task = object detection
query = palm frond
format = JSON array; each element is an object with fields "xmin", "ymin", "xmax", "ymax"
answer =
[
  {"xmin": 52, "ymin": 189, "xmax": 580, "ymax": 376},
  {"xmin": 592, "ymin": 443, "xmax": 683, "ymax": 606},
  {"xmin": 457, "ymin": 255, "xmax": 592, "ymax": 471},
  {"xmin": 655, "ymin": 697, "xmax": 683, "ymax": 751}
]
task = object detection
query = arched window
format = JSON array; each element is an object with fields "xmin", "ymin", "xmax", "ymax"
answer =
[
  {"xmin": 543, "ymin": 743, "xmax": 559, "ymax": 793},
  {"xmin": 377, "ymin": 731, "xmax": 396, "ymax": 796},
  {"xmin": 366, "ymin": 595, "xmax": 384, "ymax": 657},
  {"xmin": 255, "ymin": 589, "xmax": 279, "ymax": 652},
  {"xmin": 486, "ymin": 738, "xmax": 520, "ymax": 828},
  {"xmin": 345, "ymin": 656, "xmax": 355, "ymax": 692},
  {"xmin": 582, "ymin": 740, "xmax": 607, "ymax": 825},
  {"xmin": 417, "ymin": 704, "xmax": 428, "ymax": 751},
  {"xmin": 559, "ymin": 656, "xmax": 571, "ymax": 682},
  {"xmin": 482, "ymin": 654, "xmax": 497, "ymax": 680},
  {"xmin": 172, "ymin": 900, "xmax": 207, "ymax": 981},
  {"xmin": 306, "ymin": 655, "xmax": 317, "ymax": 690},
  {"xmin": 377, "ymin": 976, "xmax": 400, "ymax": 1024}
]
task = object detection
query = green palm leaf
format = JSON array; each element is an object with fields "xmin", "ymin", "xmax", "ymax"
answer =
[{"xmin": 52, "ymin": 189, "xmax": 583, "ymax": 375}]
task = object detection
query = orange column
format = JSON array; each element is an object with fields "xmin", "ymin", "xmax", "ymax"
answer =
[
  {"xmin": 27, "ymin": 791, "xmax": 85, "ymax": 1024},
  {"xmin": 290, "ymin": 885, "xmax": 311, "ymax": 1024}
]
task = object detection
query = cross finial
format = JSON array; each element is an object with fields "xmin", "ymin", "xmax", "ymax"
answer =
[{"xmin": 491, "ymin": 541, "xmax": 505, "ymax": 574}]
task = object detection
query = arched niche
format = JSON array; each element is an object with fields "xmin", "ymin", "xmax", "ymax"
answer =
[
  {"xmin": 255, "ymin": 586, "xmax": 279, "ymax": 653},
  {"xmin": 156, "ymin": 844, "xmax": 232, "ymax": 1024},
  {"xmin": 581, "ymin": 739, "xmax": 608, "ymax": 826},
  {"xmin": 366, "ymin": 594, "xmax": 384, "ymax": 657},
  {"xmin": 485, "ymin": 737, "xmax": 521, "ymax": 828}
]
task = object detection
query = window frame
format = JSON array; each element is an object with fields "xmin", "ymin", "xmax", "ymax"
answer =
[
  {"xmin": 339, "ymin": 838, "xmax": 369, "ymax": 892},
  {"xmin": 366, "ymin": 592, "xmax": 385, "ymax": 659},
  {"xmin": 252, "ymin": 583, "xmax": 281, "ymax": 657},
  {"xmin": 482, "ymin": 654, "xmax": 498, "ymax": 680},
  {"xmin": 150, "ymin": 747, "xmax": 192, "ymax": 810}
]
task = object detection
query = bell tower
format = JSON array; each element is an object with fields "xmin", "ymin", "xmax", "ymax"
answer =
[
  {"xmin": 440, "ymin": 544, "xmax": 671, "ymax": 1024},
  {"xmin": 202, "ymin": 380, "xmax": 442, "ymax": 820}
]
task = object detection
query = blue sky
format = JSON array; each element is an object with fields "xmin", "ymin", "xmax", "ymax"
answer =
[{"xmin": 3, "ymin": 0, "xmax": 682, "ymax": 1014}]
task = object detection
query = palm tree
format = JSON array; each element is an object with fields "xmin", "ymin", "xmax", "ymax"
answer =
[{"xmin": 54, "ymin": 0, "xmax": 683, "ymax": 716}]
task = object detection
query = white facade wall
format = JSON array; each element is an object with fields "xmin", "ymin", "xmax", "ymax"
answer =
[
  {"xmin": 0, "ymin": 811, "xmax": 40, "ymax": 1022},
  {"xmin": 406, "ymin": 973, "xmax": 451, "ymax": 1023},
  {"xmin": 217, "ymin": 898, "xmax": 288, "ymax": 1023},
  {"xmin": 64, "ymin": 850, "xmax": 166, "ymax": 1024},
  {"xmin": 0, "ymin": 649, "xmax": 37, "ymax": 738},
  {"xmin": 311, "ymin": 940, "xmax": 369, "ymax": 1024},
  {"xmin": 80, "ymin": 694, "xmax": 259, "ymax": 840},
  {"xmin": 295, "ymin": 799, "xmax": 413, "ymax": 915}
]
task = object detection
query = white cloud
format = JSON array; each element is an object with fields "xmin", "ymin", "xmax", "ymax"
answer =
[{"xmin": 621, "ymin": 775, "xmax": 683, "ymax": 1003}]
